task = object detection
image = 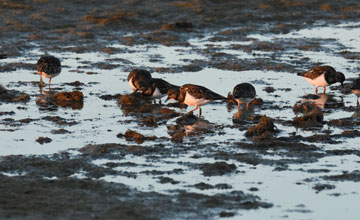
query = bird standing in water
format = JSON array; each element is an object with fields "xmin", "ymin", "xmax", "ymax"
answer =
[
  {"xmin": 36, "ymin": 55, "xmax": 61, "ymax": 88},
  {"xmin": 127, "ymin": 69, "xmax": 152, "ymax": 93},
  {"xmin": 297, "ymin": 65, "xmax": 345, "ymax": 94},
  {"xmin": 141, "ymin": 78, "xmax": 179, "ymax": 104},
  {"xmin": 232, "ymin": 83, "xmax": 256, "ymax": 109},
  {"xmin": 166, "ymin": 84, "xmax": 226, "ymax": 116}
]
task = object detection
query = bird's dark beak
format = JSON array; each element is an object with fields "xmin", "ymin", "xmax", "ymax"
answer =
[{"xmin": 165, "ymin": 97, "xmax": 170, "ymax": 103}]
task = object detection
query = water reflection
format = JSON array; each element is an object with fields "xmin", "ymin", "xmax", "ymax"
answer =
[
  {"xmin": 232, "ymin": 107, "xmax": 255, "ymax": 123},
  {"xmin": 36, "ymin": 87, "xmax": 84, "ymax": 110}
]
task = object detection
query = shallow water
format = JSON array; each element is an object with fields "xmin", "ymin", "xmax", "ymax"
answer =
[{"xmin": 1, "ymin": 22, "xmax": 360, "ymax": 219}]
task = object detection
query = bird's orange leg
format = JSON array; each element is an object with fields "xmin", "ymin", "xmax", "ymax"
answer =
[
  {"xmin": 315, "ymin": 87, "xmax": 318, "ymax": 94},
  {"xmin": 39, "ymin": 75, "xmax": 44, "ymax": 88},
  {"xmin": 189, "ymin": 106, "xmax": 199, "ymax": 113},
  {"xmin": 323, "ymin": 86, "xmax": 326, "ymax": 94}
]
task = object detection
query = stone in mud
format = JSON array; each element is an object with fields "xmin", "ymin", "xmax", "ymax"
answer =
[
  {"xmin": 36, "ymin": 137, "xmax": 52, "ymax": 145},
  {"xmin": 124, "ymin": 130, "xmax": 145, "ymax": 144},
  {"xmin": 313, "ymin": 183, "xmax": 335, "ymax": 193},
  {"xmin": 117, "ymin": 94, "xmax": 147, "ymax": 106},
  {"xmin": 171, "ymin": 130, "xmax": 185, "ymax": 143},
  {"xmin": 264, "ymin": 86, "xmax": 275, "ymax": 93},
  {"xmin": 201, "ymin": 162, "xmax": 236, "ymax": 176},
  {"xmin": 245, "ymin": 115, "xmax": 275, "ymax": 137},
  {"xmin": 141, "ymin": 116, "xmax": 158, "ymax": 127},
  {"xmin": 0, "ymin": 86, "xmax": 30, "ymax": 103},
  {"xmin": 219, "ymin": 212, "xmax": 235, "ymax": 218},
  {"xmin": 53, "ymin": 91, "xmax": 84, "ymax": 110},
  {"xmin": 293, "ymin": 101, "xmax": 318, "ymax": 114},
  {"xmin": 64, "ymin": 81, "xmax": 85, "ymax": 87}
]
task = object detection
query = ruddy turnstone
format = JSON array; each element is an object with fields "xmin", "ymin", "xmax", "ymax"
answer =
[
  {"xmin": 166, "ymin": 84, "xmax": 226, "ymax": 116},
  {"xmin": 351, "ymin": 78, "xmax": 360, "ymax": 106},
  {"xmin": 142, "ymin": 78, "xmax": 179, "ymax": 104},
  {"xmin": 127, "ymin": 69, "xmax": 152, "ymax": 93},
  {"xmin": 36, "ymin": 55, "xmax": 61, "ymax": 88},
  {"xmin": 297, "ymin": 65, "xmax": 345, "ymax": 94},
  {"xmin": 232, "ymin": 83, "xmax": 256, "ymax": 109}
]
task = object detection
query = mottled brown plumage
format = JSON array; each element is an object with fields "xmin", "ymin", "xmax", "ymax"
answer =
[
  {"xmin": 127, "ymin": 69, "xmax": 152, "ymax": 93},
  {"xmin": 142, "ymin": 78, "xmax": 179, "ymax": 103},
  {"xmin": 298, "ymin": 66, "xmax": 345, "ymax": 94},
  {"xmin": 232, "ymin": 83, "xmax": 256, "ymax": 109},
  {"xmin": 36, "ymin": 55, "xmax": 61, "ymax": 88},
  {"xmin": 166, "ymin": 84, "xmax": 226, "ymax": 115}
]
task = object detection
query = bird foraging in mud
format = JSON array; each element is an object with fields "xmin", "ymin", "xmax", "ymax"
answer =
[
  {"xmin": 36, "ymin": 55, "xmax": 61, "ymax": 88},
  {"xmin": 141, "ymin": 78, "xmax": 179, "ymax": 104},
  {"xmin": 127, "ymin": 69, "xmax": 152, "ymax": 93},
  {"xmin": 231, "ymin": 83, "xmax": 256, "ymax": 110},
  {"xmin": 166, "ymin": 84, "xmax": 226, "ymax": 116},
  {"xmin": 297, "ymin": 65, "xmax": 345, "ymax": 94},
  {"xmin": 351, "ymin": 78, "xmax": 360, "ymax": 106}
]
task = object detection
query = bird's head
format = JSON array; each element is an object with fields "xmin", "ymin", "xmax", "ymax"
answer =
[
  {"xmin": 336, "ymin": 72, "xmax": 345, "ymax": 87},
  {"xmin": 165, "ymin": 87, "xmax": 180, "ymax": 102}
]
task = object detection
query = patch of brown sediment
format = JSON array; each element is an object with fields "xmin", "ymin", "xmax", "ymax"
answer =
[
  {"xmin": 245, "ymin": 115, "xmax": 276, "ymax": 138},
  {"xmin": 36, "ymin": 137, "xmax": 52, "ymax": 145},
  {"xmin": 161, "ymin": 21, "xmax": 193, "ymax": 31},
  {"xmin": 170, "ymin": 129, "xmax": 185, "ymax": 143},
  {"xmin": 42, "ymin": 116, "xmax": 78, "ymax": 126},
  {"xmin": 53, "ymin": 91, "xmax": 84, "ymax": 110},
  {"xmin": 323, "ymin": 171, "xmax": 360, "ymax": 182},
  {"xmin": 328, "ymin": 118, "xmax": 360, "ymax": 128},
  {"xmin": 117, "ymin": 94, "xmax": 148, "ymax": 107},
  {"xmin": 293, "ymin": 111, "xmax": 324, "ymax": 127},
  {"xmin": 0, "ymin": 87, "xmax": 30, "ymax": 103},
  {"xmin": 293, "ymin": 101, "xmax": 319, "ymax": 114},
  {"xmin": 64, "ymin": 81, "xmax": 85, "ymax": 87},
  {"xmin": 117, "ymin": 129, "xmax": 156, "ymax": 144},
  {"xmin": 293, "ymin": 101, "xmax": 324, "ymax": 128},
  {"xmin": 200, "ymin": 162, "xmax": 237, "ymax": 177},
  {"xmin": 82, "ymin": 9, "xmax": 137, "ymax": 27}
]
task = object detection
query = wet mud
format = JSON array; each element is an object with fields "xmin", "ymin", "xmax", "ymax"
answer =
[{"xmin": 1, "ymin": 0, "xmax": 360, "ymax": 219}]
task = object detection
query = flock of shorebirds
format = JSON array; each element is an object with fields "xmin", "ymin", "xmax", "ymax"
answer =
[{"xmin": 36, "ymin": 55, "xmax": 360, "ymax": 115}]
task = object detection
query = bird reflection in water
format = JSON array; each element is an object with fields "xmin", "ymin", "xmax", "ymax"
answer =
[
  {"xmin": 36, "ymin": 87, "xmax": 84, "ymax": 110},
  {"xmin": 172, "ymin": 113, "xmax": 213, "ymax": 137}
]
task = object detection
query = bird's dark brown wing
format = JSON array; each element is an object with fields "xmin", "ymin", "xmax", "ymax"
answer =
[
  {"xmin": 298, "ymin": 66, "xmax": 335, "ymax": 79},
  {"xmin": 183, "ymin": 84, "xmax": 225, "ymax": 100},
  {"xmin": 36, "ymin": 56, "xmax": 61, "ymax": 74}
]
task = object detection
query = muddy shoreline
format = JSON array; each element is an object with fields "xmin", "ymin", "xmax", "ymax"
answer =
[{"xmin": 1, "ymin": 0, "xmax": 360, "ymax": 219}]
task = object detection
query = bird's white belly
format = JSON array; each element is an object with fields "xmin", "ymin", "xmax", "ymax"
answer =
[
  {"xmin": 152, "ymin": 87, "xmax": 165, "ymax": 99},
  {"xmin": 184, "ymin": 92, "xmax": 211, "ymax": 106},
  {"xmin": 306, "ymin": 74, "xmax": 328, "ymax": 87},
  {"xmin": 128, "ymin": 77, "xmax": 136, "ymax": 91},
  {"xmin": 235, "ymin": 98, "xmax": 252, "ymax": 105},
  {"xmin": 39, "ymin": 71, "xmax": 60, "ymax": 79}
]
